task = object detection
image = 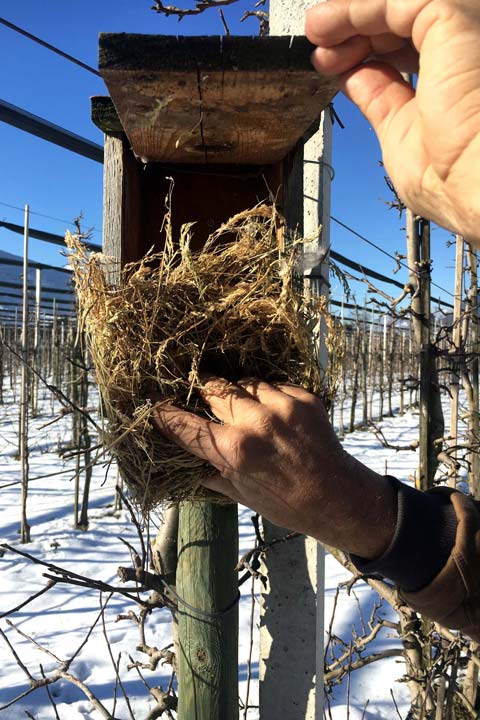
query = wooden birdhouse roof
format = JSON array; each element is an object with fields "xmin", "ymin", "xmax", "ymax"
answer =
[{"xmin": 96, "ymin": 34, "xmax": 337, "ymax": 165}]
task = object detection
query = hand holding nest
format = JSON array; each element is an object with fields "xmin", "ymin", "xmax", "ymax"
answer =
[
  {"xmin": 306, "ymin": 0, "xmax": 480, "ymax": 244},
  {"xmin": 152, "ymin": 377, "xmax": 397, "ymax": 560}
]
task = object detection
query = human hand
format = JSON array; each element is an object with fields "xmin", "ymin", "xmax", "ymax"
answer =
[
  {"xmin": 151, "ymin": 377, "xmax": 397, "ymax": 559},
  {"xmin": 305, "ymin": 0, "xmax": 480, "ymax": 244}
]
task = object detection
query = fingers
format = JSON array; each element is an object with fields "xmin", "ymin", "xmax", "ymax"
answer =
[
  {"xmin": 236, "ymin": 378, "xmax": 327, "ymax": 422},
  {"xmin": 199, "ymin": 375, "xmax": 323, "ymax": 427},
  {"xmin": 201, "ymin": 471, "xmax": 243, "ymax": 503},
  {"xmin": 151, "ymin": 402, "xmax": 227, "ymax": 468},
  {"xmin": 311, "ymin": 33, "xmax": 418, "ymax": 77},
  {"xmin": 199, "ymin": 376, "xmax": 299, "ymax": 426},
  {"xmin": 339, "ymin": 63, "xmax": 415, "ymax": 143},
  {"xmin": 273, "ymin": 382, "xmax": 321, "ymax": 403},
  {"xmin": 306, "ymin": 1, "xmax": 390, "ymax": 46},
  {"xmin": 197, "ymin": 377, "xmax": 260, "ymax": 425},
  {"xmin": 305, "ymin": 0, "xmax": 432, "ymax": 47},
  {"xmin": 370, "ymin": 33, "xmax": 412, "ymax": 56},
  {"xmin": 237, "ymin": 378, "xmax": 331, "ymax": 424},
  {"xmin": 306, "ymin": 0, "xmax": 422, "ymax": 142},
  {"xmin": 200, "ymin": 375, "xmax": 316, "ymax": 422},
  {"xmin": 309, "ymin": 35, "xmax": 372, "ymax": 76},
  {"xmin": 273, "ymin": 383, "xmax": 330, "ymax": 420},
  {"xmin": 237, "ymin": 377, "xmax": 288, "ymax": 405},
  {"xmin": 376, "ymin": 44, "xmax": 419, "ymax": 75}
]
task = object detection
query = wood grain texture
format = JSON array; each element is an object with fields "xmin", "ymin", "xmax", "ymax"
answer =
[
  {"xmin": 177, "ymin": 501, "xmax": 238, "ymax": 720},
  {"xmin": 98, "ymin": 34, "xmax": 337, "ymax": 165},
  {"xmin": 140, "ymin": 161, "xmax": 283, "ymax": 254},
  {"xmin": 102, "ymin": 134, "xmax": 143, "ymax": 279}
]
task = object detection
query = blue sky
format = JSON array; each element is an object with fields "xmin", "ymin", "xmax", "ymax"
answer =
[{"xmin": 0, "ymin": 0, "xmax": 456, "ymax": 310}]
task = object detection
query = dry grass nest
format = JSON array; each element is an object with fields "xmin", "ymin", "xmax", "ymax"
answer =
[{"xmin": 67, "ymin": 205, "xmax": 342, "ymax": 509}]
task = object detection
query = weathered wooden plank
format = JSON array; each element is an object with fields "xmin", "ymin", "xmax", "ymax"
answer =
[
  {"xmin": 98, "ymin": 34, "xmax": 337, "ymax": 165},
  {"xmin": 100, "ymin": 34, "xmax": 325, "ymax": 73}
]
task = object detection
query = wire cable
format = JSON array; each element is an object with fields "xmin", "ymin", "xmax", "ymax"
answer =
[
  {"xmin": 0, "ymin": 16, "xmax": 101, "ymax": 77},
  {"xmin": 159, "ymin": 577, "xmax": 241, "ymax": 620},
  {"xmin": 330, "ymin": 214, "xmax": 455, "ymax": 299},
  {"xmin": 0, "ymin": 201, "xmax": 101, "ymax": 234}
]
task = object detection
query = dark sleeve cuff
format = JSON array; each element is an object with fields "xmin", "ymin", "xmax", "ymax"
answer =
[{"xmin": 350, "ymin": 476, "xmax": 459, "ymax": 592}]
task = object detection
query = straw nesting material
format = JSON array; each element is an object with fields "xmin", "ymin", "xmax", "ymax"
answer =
[{"xmin": 66, "ymin": 205, "xmax": 341, "ymax": 509}]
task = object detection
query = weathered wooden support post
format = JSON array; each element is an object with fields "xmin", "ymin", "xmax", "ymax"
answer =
[
  {"xmin": 361, "ymin": 305, "xmax": 369, "ymax": 425},
  {"xmin": 31, "ymin": 268, "xmax": 41, "ymax": 416},
  {"xmin": 349, "ymin": 304, "xmax": 361, "ymax": 433},
  {"xmin": 378, "ymin": 313, "xmax": 387, "ymax": 419},
  {"xmin": 418, "ymin": 220, "xmax": 444, "ymax": 487},
  {"xmin": 449, "ymin": 234, "xmax": 464, "ymax": 486},
  {"xmin": 338, "ymin": 299, "xmax": 346, "ymax": 436},
  {"xmin": 406, "ymin": 209, "xmax": 444, "ymax": 490},
  {"xmin": 94, "ymin": 33, "xmax": 336, "ymax": 720},
  {"xmin": 403, "ymin": 71, "xmax": 444, "ymax": 490},
  {"xmin": 78, "ymin": 327, "xmax": 93, "ymax": 530},
  {"xmin": 260, "ymin": 2, "xmax": 333, "ymax": 716},
  {"xmin": 19, "ymin": 204, "xmax": 31, "ymax": 544},
  {"xmin": 368, "ymin": 308, "xmax": 375, "ymax": 422},
  {"xmin": 399, "ymin": 327, "xmax": 405, "ymax": 416},
  {"xmin": 50, "ymin": 299, "xmax": 58, "ymax": 412},
  {"xmin": 466, "ymin": 242, "xmax": 480, "ymax": 497}
]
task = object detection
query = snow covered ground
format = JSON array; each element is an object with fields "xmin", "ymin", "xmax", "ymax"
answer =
[{"xmin": 0, "ymin": 380, "xmax": 464, "ymax": 719}]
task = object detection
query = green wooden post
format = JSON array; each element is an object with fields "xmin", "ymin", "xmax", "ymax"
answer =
[{"xmin": 177, "ymin": 501, "xmax": 238, "ymax": 720}]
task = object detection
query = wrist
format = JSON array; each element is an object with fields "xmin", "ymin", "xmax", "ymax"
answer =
[{"xmin": 306, "ymin": 455, "xmax": 397, "ymax": 559}]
